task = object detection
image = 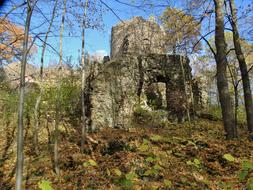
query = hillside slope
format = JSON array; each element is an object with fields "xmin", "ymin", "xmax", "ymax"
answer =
[{"xmin": 0, "ymin": 120, "xmax": 253, "ymax": 189}]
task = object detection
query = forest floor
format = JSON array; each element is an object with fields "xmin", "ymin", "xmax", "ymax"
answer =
[{"xmin": 1, "ymin": 119, "xmax": 253, "ymax": 190}]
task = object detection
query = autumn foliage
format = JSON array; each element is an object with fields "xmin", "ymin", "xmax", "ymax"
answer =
[
  {"xmin": 160, "ymin": 7, "xmax": 201, "ymax": 52},
  {"xmin": 0, "ymin": 18, "xmax": 35, "ymax": 61}
]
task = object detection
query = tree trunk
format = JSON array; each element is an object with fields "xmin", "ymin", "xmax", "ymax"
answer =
[
  {"xmin": 34, "ymin": 95, "xmax": 41, "ymax": 152},
  {"xmin": 214, "ymin": 0, "xmax": 237, "ymax": 139},
  {"xmin": 228, "ymin": 0, "xmax": 253, "ymax": 138},
  {"xmin": 16, "ymin": 1, "xmax": 33, "ymax": 190},
  {"xmin": 234, "ymin": 84, "xmax": 239, "ymax": 127},
  {"xmin": 54, "ymin": 0, "xmax": 67, "ymax": 175},
  {"xmin": 227, "ymin": 62, "xmax": 239, "ymax": 128},
  {"xmin": 34, "ymin": 0, "xmax": 58, "ymax": 153},
  {"xmin": 175, "ymin": 36, "xmax": 191, "ymax": 122},
  {"xmin": 81, "ymin": 0, "xmax": 89, "ymax": 153}
]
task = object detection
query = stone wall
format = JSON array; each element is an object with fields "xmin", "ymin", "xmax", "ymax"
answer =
[
  {"xmin": 110, "ymin": 17, "xmax": 166, "ymax": 59},
  {"xmin": 89, "ymin": 54, "xmax": 193, "ymax": 130},
  {"xmin": 84, "ymin": 17, "xmax": 204, "ymax": 130}
]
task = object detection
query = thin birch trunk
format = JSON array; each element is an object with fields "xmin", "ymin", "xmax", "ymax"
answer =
[
  {"xmin": 81, "ymin": 0, "xmax": 89, "ymax": 153},
  {"xmin": 176, "ymin": 36, "xmax": 191, "ymax": 122},
  {"xmin": 16, "ymin": 1, "xmax": 33, "ymax": 189},
  {"xmin": 54, "ymin": 0, "xmax": 66, "ymax": 175}
]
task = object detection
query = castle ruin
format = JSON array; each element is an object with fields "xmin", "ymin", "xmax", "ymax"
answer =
[
  {"xmin": 110, "ymin": 17, "xmax": 166, "ymax": 58},
  {"xmin": 87, "ymin": 17, "xmax": 200, "ymax": 130}
]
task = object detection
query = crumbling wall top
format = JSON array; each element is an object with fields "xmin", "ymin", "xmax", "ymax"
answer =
[{"xmin": 110, "ymin": 17, "xmax": 166, "ymax": 58}]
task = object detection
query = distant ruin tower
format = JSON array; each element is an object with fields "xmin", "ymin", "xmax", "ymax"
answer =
[{"xmin": 110, "ymin": 16, "xmax": 166, "ymax": 58}]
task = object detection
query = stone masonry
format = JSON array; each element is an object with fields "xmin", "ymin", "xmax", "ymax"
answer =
[
  {"xmin": 110, "ymin": 16, "xmax": 166, "ymax": 58},
  {"xmin": 86, "ymin": 17, "xmax": 199, "ymax": 130}
]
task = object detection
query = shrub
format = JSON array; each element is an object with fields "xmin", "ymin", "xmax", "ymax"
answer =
[{"xmin": 132, "ymin": 105, "xmax": 168, "ymax": 127}]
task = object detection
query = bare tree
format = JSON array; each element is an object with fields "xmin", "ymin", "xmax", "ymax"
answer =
[
  {"xmin": 16, "ymin": 1, "xmax": 35, "ymax": 189},
  {"xmin": 54, "ymin": 0, "xmax": 67, "ymax": 175},
  {"xmin": 80, "ymin": 0, "xmax": 89, "ymax": 153}
]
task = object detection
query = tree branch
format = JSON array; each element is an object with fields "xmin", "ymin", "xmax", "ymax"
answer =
[
  {"xmin": 99, "ymin": 0, "xmax": 124, "ymax": 23},
  {"xmin": 1, "ymin": 2, "xmax": 27, "ymax": 20}
]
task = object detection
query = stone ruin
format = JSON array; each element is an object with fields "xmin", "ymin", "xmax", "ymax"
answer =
[
  {"xmin": 110, "ymin": 17, "xmax": 166, "ymax": 58},
  {"xmin": 85, "ymin": 17, "xmax": 202, "ymax": 130}
]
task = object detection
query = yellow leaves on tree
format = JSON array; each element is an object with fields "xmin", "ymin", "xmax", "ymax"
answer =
[
  {"xmin": 160, "ymin": 7, "xmax": 201, "ymax": 52},
  {"xmin": 208, "ymin": 32, "xmax": 253, "ymax": 66}
]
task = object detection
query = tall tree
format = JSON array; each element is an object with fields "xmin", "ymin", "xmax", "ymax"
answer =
[
  {"xmin": 54, "ymin": 0, "xmax": 67, "ymax": 175},
  {"xmin": 16, "ymin": 1, "xmax": 35, "ymax": 189},
  {"xmin": 228, "ymin": 0, "xmax": 253, "ymax": 139},
  {"xmin": 81, "ymin": 0, "xmax": 89, "ymax": 153},
  {"xmin": 213, "ymin": 0, "xmax": 237, "ymax": 139},
  {"xmin": 206, "ymin": 32, "xmax": 253, "ymax": 127}
]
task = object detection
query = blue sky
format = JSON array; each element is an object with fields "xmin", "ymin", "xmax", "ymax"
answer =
[
  {"xmin": 1, "ymin": 0, "xmax": 252, "ymax": 67},
  {"xmin": 31, "ymin": 0, "xmax": 155, "ymax": 67},
  {"xmin": 1, "ymin": 0, "xmax": 169, "ymax": 67}
]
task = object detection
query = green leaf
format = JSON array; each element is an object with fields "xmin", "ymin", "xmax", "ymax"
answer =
[
  {"xmin": 144, "ymin": 169, "xmax": 155, "ymax": 176},
  {"xmin": 119, "ymin": 178, "xmax": 133, "ymax": 190},
  {"xmin": 191, "ymin": 182, "xmax": 198, "ymax": 188},
  {"xmin": 143, "ymin": 139, "xmax": 150, "ymax": 144},
  {"xmin": 106, "ymin": 168, "xmax": 111, "ymax": 176},
  {"xmin": 145, "ymin": 157, "xmax": 155, "ymax": 163},
  {"xmin": 194, "ymin": 158, "xmax": 201, "ymax": 166},
  {"xmin": 153, "ymin": 164, "xmax": 162, "ymax": 171},
  {"xmin": 114, "ymin": 168, "xmax": 122, "ymax": 176},
  {"xmin": 242, "ymin": 161, "xmax": 253, "ymax": 170},
  {"xmin": 248, "ymin": 183, "xmax": 253, "ymax": 190},
  {"xmin": 38, "ymin": 180, "xmax": 53, "ymax": 190},
  {"xmin": 247, "ymin": 178, "xmax": 253, "ymax": 190},
  {"xmin": 83, "ymin": 159, "xmax": 98, "ymax": 167},
  {"xmin": 186, "ymin": 160, "xmax": 193, "ymax": 165},
  {"xmin": 187, "ymin": 159, "xmax": 200, "ymax": 168},
  {"xmin": 164, "ymin": 179, "xmax": 172, "ymax": 188},
  {"xmin": 150, "ymin": 135, "xmax": 162, "ymax": 142},
  {"xmin": 239, "ymin": 170, "xmax": 249, "ymax": 181},
  {"xmin": 139, "ymin": 144, "xmax": 149, "ymax": 152},
  {"xmin": 88, "ymin": 159, "xmax": 98, "ymax": 166},
  {"xmin": 125, "ymin": 172, "xmax": 137, "ymax": 180},
  {"xmin": 223, "ymin": 154, "xmax": 236, "ymax": 162}
]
